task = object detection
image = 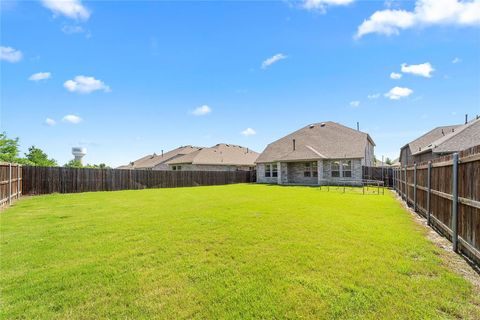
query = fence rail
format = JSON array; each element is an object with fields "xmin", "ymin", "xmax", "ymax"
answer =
[
  {"xmin": 393, "ymin": 145, "xmax": 480, "ymax": 266},
  {"xmin": 22, "ymin": 166, "xmax": 255, "ymax": 195},
  {"xmin": 0, "ymin": 163, "xmax": 22, "ymax": 209}
]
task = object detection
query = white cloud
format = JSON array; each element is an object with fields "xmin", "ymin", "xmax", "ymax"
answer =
[
  {"xmin": 62, "ymin": 114, "xmax": 82, "ymax": 124},
  {"xmin": 302, "ymin": 0, "xmax": 354, "ymax": 12},
  {"xmin": 385, "ymin": 86, "xmax": 413, "ymax": 100},
  {"xmin": 191, "ymin": 105, "xmax": 212, "ymax": 116},
  {"xmin": 61, "ymin": 25, "xmax": 85, "ymax": 34},
  {"xmin": 29, "ymin": 72, "xmax": 51, "ymax": 81},
  {"xmin": 0, "ymin": 46, "xmax": 22, "ymax": 63},
  {"xmin": 241, "ymin": 128, "xmax": 257, "ymax": 136},
  {"xmin": 390, "ymin": 72, "xmax": 402, "ymax": 79},
  {"xmin": 367, "ymin": 93, "xmax": 381, "ymax": 99},
  {"xmin": 356, "ymin": 0, "xmax": 480, "ymax": 38},
  {"xmin": 45, "ymin": 118, "xmax": 56, "ymax": 126},
  {"xmin": 41, "ymin": 0, "xmax": 90, "ymax": 20},
  {"xmin": 452, "ymin": 57, "xmax": 462, "ymax": 63},
  {"xmin": 349, "ymin": 100, "xmax": 360, "ymax": 107},
  {"xmin": 64, "ymin": 76, "xmax": 110, "ymax": 94},
  {"xmin": 401, "ymin": 62, "xmax": 434, "ymax": 77},
  {"xmin": 261, "ymin": 53, "xmax": 287, "ymax": 69}
]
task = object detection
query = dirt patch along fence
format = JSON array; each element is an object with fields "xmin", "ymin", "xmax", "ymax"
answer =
[
  {"xmin": 0, "ymin": 163, "xmax": 22, "ymax": 209},
  {"xmin": 22, "ymin": 166, "xmax": 256, "ymax": 195},
  {"xmin": 393, "ymin": 145, "xmax": 480, "ymax": 266}
]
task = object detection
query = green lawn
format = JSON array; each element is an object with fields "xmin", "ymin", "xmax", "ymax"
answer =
[{"xmin": 1, "ymin": 184, "xmax": 479, "ymax": 319}]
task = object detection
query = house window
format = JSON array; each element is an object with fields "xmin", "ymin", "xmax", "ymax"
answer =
[
  {"xmin": 304, "ymin": 162, "xmax": 318, "ymax": 178},
  {"xmin": 312, "ymin": 161, "xmax": 318, "ymax": 177},
  {"xmin": 272, "ymin": 164, "xmax": 278, "ymax": 177},
  {"xmin": 331, "ymin": 161, "xmax": 340, "ymax": 177},
  {"xmin": 342, "ymin": 160, "xmax": 352, "ymax": 178},
  {"xmin": 265, "ymin": 164, "xmax": 271, "ymax": 177},
  {"xmin": 304, "ymin": 162, "xmax": 311, "ymax": 177},
  {"xmin": 172, "ymin": 165, "xmax": 182, "ymax": 171}
]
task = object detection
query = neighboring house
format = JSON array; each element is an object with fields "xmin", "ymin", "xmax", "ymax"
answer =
[
  {"xmin": 399, "ymin": 125, "xmax": 460, "ymax": 166},
  {"xmin": 117, "ymin": 146, "xmax": 202, "ymax": 170},
  {"xmin": 406, "ymin": 117, "xmax": 480, "ymax": 165},
  {"xmin": 166, "ymin": 144, "xmax": 259, "ymax": 171},
  {"xmin": 255, "ymin": 121, "xmax": 375, "ymax": 185}
]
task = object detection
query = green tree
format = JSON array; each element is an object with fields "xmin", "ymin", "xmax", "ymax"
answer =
[
  {"xmin": 24, "ymin": 146, "xmax": 57, "ymax": 167},
  {"xmin": 64, "ymin": 159, "xmax": 83, "ymax": 168},
  {"xmin": 385, "ymin": 157, "xmax": 393, "ymax": 165},
  {"xmin": 0, "ymin": 132, "xmax": 20, "ymax": 163},
  {"xmin": 85, "ymin": 163, "xmax": 110, "ymax": 169}
]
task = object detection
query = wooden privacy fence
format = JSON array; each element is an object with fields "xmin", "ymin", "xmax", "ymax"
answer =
[
  {"xmin": 393, "ymin": 145, "xmax": 480, "ymax": 265},
  {"xmin": 0, "ymin": 163, "xmax": 22, "ymax": 209},
  {"xmin": 362, "ymin": 166, "xmax": 393, "ymax": 187},
  {"xmin": 22, "ymin": 166, "xmax": 256, "ymax": 195}
]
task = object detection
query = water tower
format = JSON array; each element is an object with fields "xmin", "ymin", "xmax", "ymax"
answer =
[{"xmin": 72, "ymin": 147, "xmax": 87, "ymax": 164}]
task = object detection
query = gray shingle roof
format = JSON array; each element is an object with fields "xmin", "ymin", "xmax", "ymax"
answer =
[
  {"xmin": 405, "ymin": 125, "xmax": 460, "ymax": 155},
  {"xmin": 255, "ymin": 122, "xmax": 375, "ymax": 163},
  {"xmin": 117, "ymin": 146, "xmax": 202, "ymax": 169},
  {"xmin": 166, "ymin": 144, "xmax": 259, "ymax": 166},
  {"xmin": 412, "ymin": 118, "xmax": 480, "ymax": 155}
]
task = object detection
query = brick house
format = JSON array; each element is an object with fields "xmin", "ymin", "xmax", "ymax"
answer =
[
  {"xmin": 117, "ymin": 146, "xmax": 201, "ymax": 170},
  {"xmin": 166, "ymin": 143, "xmax": 259, "ymax": 171},
  {"xmin": 256, "ymin": 122, "xmax": 375, "ymax": 185},
  {"xmin": 400, "ymin": 117, "xmax": 479, "ymax": 166}
]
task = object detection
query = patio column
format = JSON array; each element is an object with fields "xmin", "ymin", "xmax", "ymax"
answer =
[
  {"xmin": 277, "ymin": 162, "xmax": 282, "ymax": 185},
  {"xmin": 317, "ymin": 160, "xmax": 323, "ymax": 185}
]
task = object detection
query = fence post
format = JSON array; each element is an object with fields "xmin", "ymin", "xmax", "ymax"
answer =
[
  {"xmin": 401, "ymin": 167, "xmax": 405, "ymax": 199},
  {"xmin": 8, "ymin": 163, "xmax": 12, "ymax": 205},
  {"xmin": 393, "ymin": 168, "xmax": 396, "ymax": 192},
  {"xmin": 452, "ymin": 153, "xmax": 459, "ymax": 252},
  {"xmin": 17, "ymin": 165, "xmax": 20, "ymax": 199},
  {"xmin": 427, "ymin": 161, "xmax": 432, "ymax": 226},
  {"xmin": 413, "ymin": 163, "xmax": 417, "ymax": 212},
  {"xmin": 396, "ymin": 168, "xmax": 399, "ymax": 193},
  {"xmin": 404, "ymin": 166, "xmax": 407, "ymax": 203}
]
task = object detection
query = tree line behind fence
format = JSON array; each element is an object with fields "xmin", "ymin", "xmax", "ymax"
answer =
[
  {"xmin": 21, "ymin": 166, "xmax": 256, "ymax": 195},
  {"xmin": 393, "ymin": 145, "xmax": 480, "ymax": 266},
  {"xmin": 0, "ymin": 163, "xmax": 22, "ymax": 209}
]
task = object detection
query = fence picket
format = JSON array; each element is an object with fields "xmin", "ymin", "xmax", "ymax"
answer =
[
  {"xmin": 21, "ymin": 167, "xmax": 255, "ymax": 195},
  {"xmin": 394, "ymin": 146, "xmax": 480, "ymax": 265}
]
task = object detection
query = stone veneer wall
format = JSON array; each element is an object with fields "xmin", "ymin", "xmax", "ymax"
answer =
[
  {"xmin": 286, "ymin": 162, "xmax": 318, "ymax": 185},
  {"xmin": 257, "ymin": 159, "xmax": 363, "ymax": 185},
  {"xmin": 256, "ymin": 163, "xmax": 278, "ymax": 184},
  {"xmin": 321, "ymin": 159, "xmax": 362, "ymax": 183}
]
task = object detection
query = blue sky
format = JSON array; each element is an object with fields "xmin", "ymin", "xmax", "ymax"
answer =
[{"xmin": 1, "ymin": 0, "xmax": 479, "ymax": 167}]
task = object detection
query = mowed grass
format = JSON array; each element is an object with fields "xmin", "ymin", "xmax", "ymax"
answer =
[{"xmin": 1, "ymin": 185, "xmax": 479, "ymax": 319}]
